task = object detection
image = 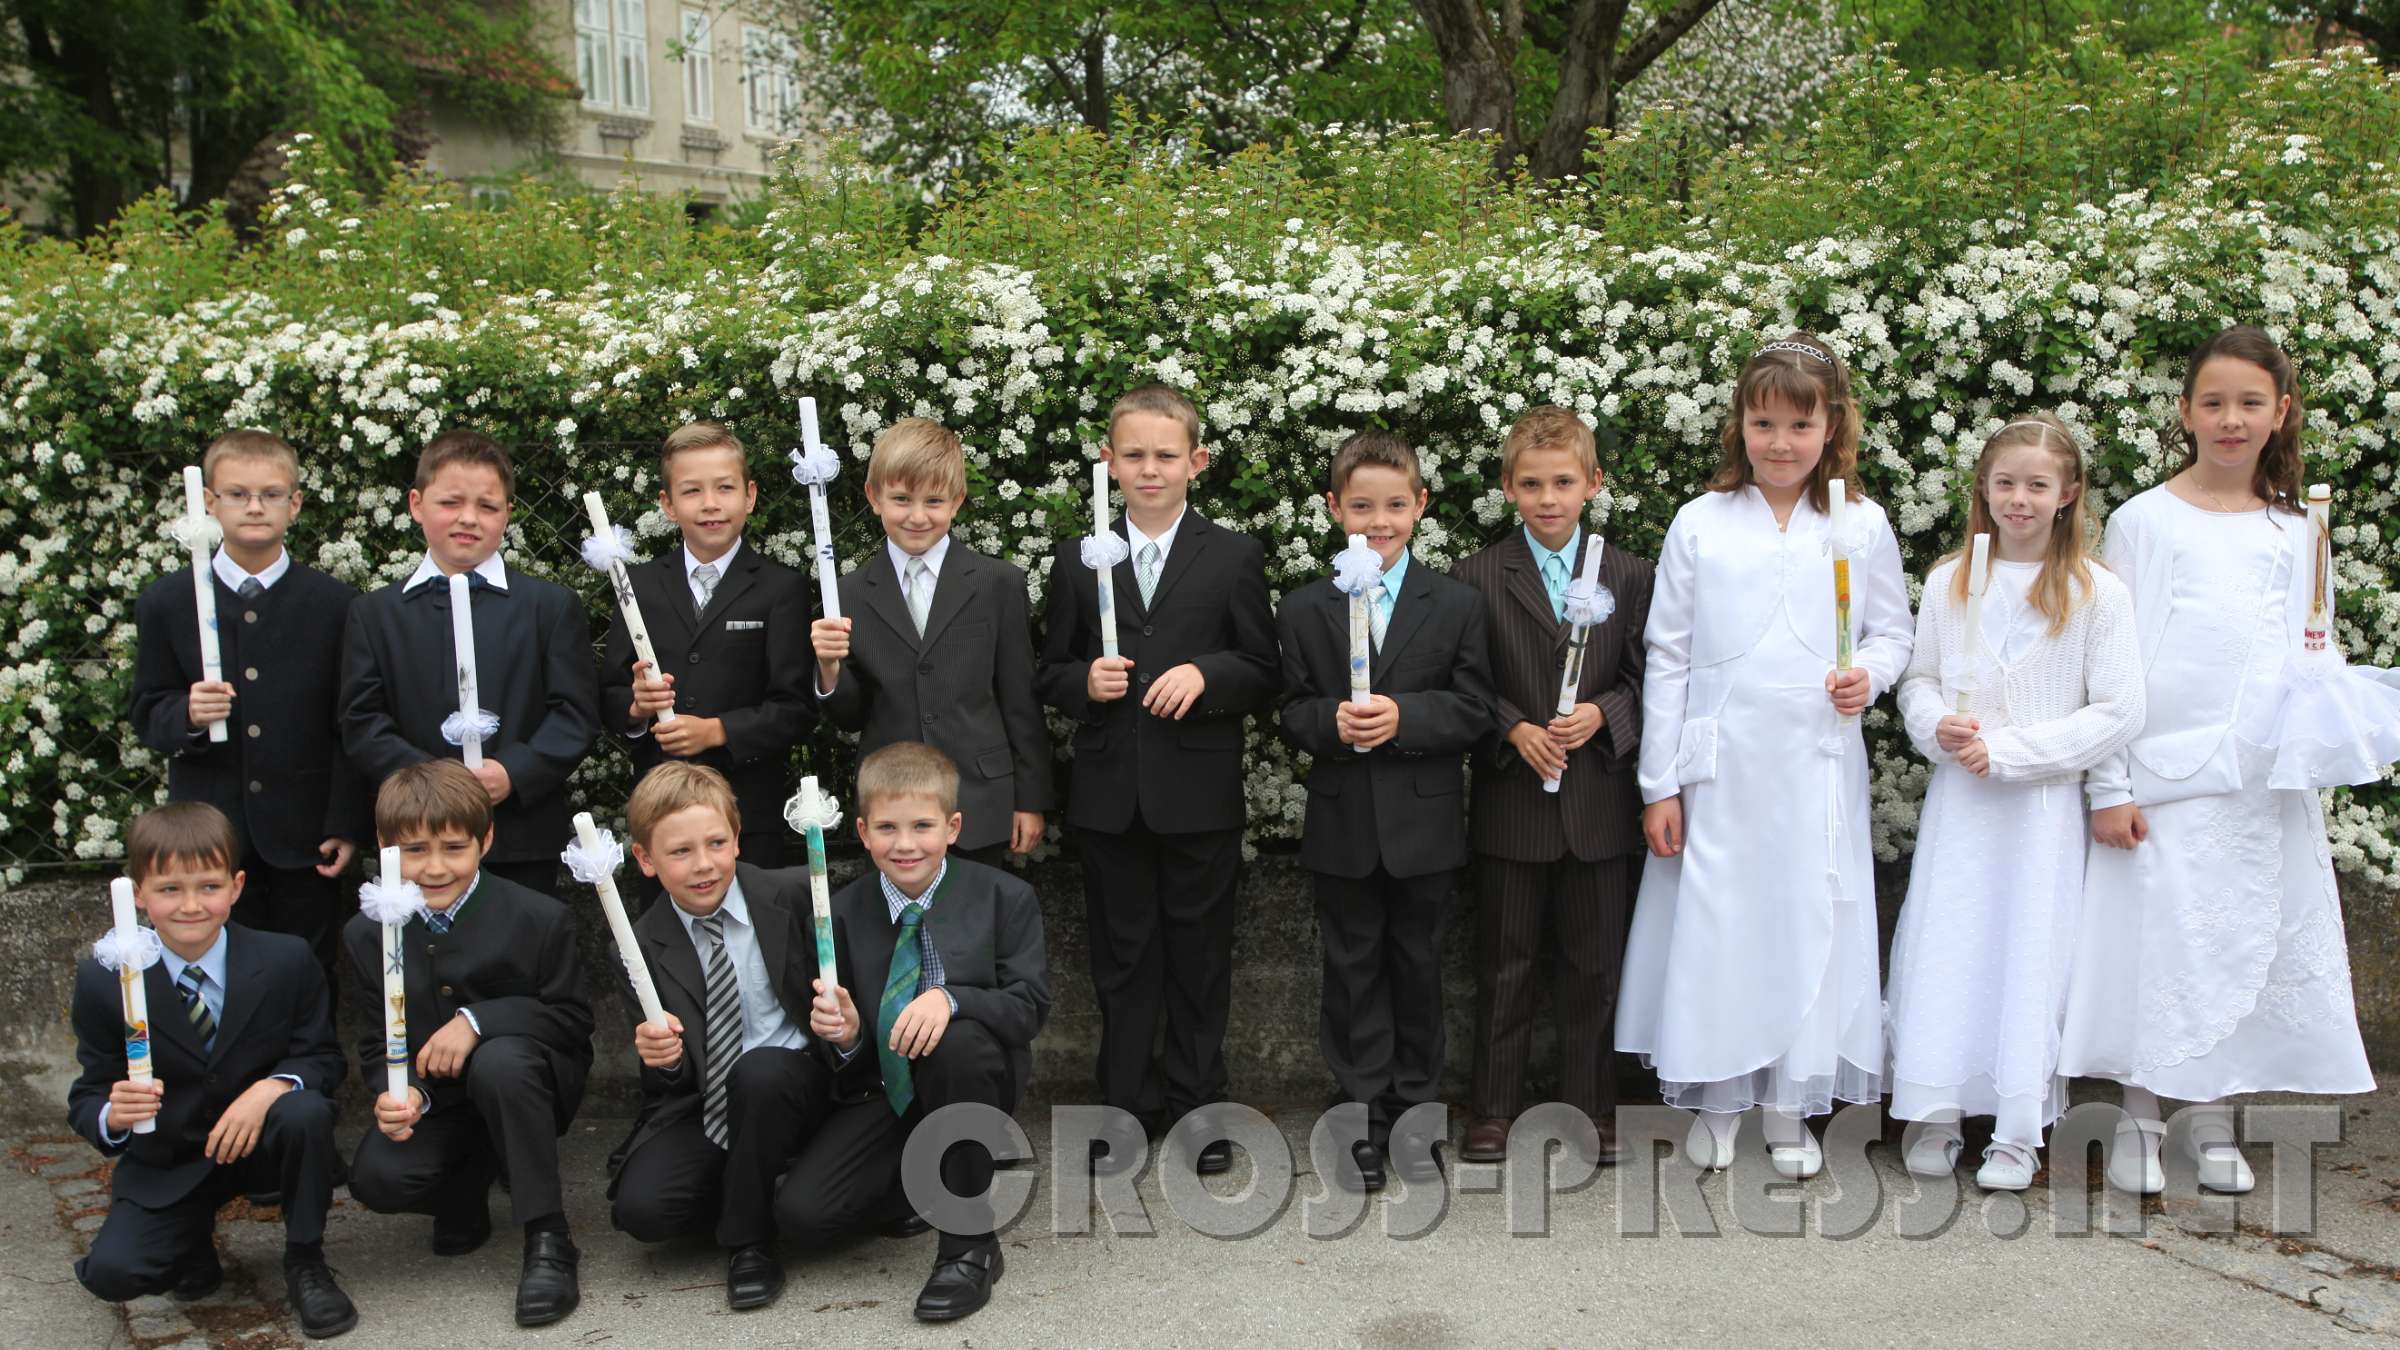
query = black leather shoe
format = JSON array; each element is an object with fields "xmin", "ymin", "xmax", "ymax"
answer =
[
  {"xmin": 244, "ymin": 1189, "xmax": 285, "ymax": 1208},
  {"xmin": 1350, "ymin": 1140, "xmax": 1387, "ymax": 1193},
  {"xmin": 514, "ymin": 1232, "xmax": 580, "ymax": 1328},
  {"xmin": 431, "ymin": 1204, "xmax": 492, "ymax": 1257},
  {"xmin": 286, "ymin": 1259, "xmax": 358, "ymax": 1339},
  {"xmin": 882, "ymin": 1212, "xmax": 933, "ymax": 1239},
  {"xmin": 170, "ymin": 1247, "xmax": 223, "ymax": 1301},
  {"xmin": 1089, "ymin": 1136, "xmax": 1140, "ymax": 1177},
  {"xmin": 726, "ymin": 1244, "xmax": 784, "ymax": 1312},
  {"xmin": 913, "ymin": 1242, "xmax": 1002, "ymax": 1322},
  {"xmin": 1195, "ymin": 1137, "xmax": 1233, "ymax": 1175}
]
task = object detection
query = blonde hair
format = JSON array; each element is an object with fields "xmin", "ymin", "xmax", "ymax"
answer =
[
  {"xmin": 202, "ymin": 428, "xmax": 300, "ymax": 488},
  {"xmin": 857, "ymin": 741, "xmax": 960, "ymax": 816},
  {"xmin": 659, "ymin": 421, "xmax": 750, "ymax": 485},
  {"xmin": 865, "ymin": 417, "xmax": 967, "ymax": 497},
  {"xmin": 126, "ymin": 802, "xmax": 238, "ymax": 883},
  {"xmin": 626, "ymin": 761, "xmax": 743, "ymax": 846},
  {"xmin": 1328, "ymin": 430, "xmax": 1424, "ymax": 496},
  {"xmin": 1107, "ymin": 384, "xmax": 1201, "ymax": 451},
  {"xmin": 1945, "ymin": 412, "xmax": 2098, "ymax": 635},
  {"xmin": 1710, "ymin": 332, "xmax": 1861, "ymax": 514},
  {"xmin": 1500, "ymin": 405, "xmax": 1598, "ymax": 482},
  {"xmin": 375, "ymin": 760, "xmax": 493, "ymax": 846}
]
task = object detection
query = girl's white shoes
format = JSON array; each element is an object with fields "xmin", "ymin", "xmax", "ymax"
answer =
[
  {"xmin": 2107, "ymin": 1117, "xmax": 2167, "ymax": 1195},
  {"xmin": 1685, "ymin": 1112, "xmax": 1739, "ymax": 1171},
  {"xmin": 1975, "ymin": 1143, "xmax": 2039, "ymax": 1192},
  {"xmin": 1903, "ymin": 1125, "xmax": 1965, "ymax": 1178},
  {"xmin": 1768, "ymin": 1131, "xmax": 1824, "ymax": 1180}
]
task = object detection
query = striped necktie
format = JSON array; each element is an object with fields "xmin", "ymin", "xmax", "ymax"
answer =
[
  {"xmin": 178, "ymin": 965, "xmax": 217, "ymax": 1050},
  {"xmin": 876, "ymin": 903, "xmax": 925, "ymax": 1116},
  {"xmin": 697, "ymin": 913, "xmax": 743, "ymax": 1148},
  {"xmin": 692, "ymin": 562, "xmax": 719, "ymax": 616},
  {"xmin": 1136, "ymin": 542, "xmax": 1161, "ymax": 607}
]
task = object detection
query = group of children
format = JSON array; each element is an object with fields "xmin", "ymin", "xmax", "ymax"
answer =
[{"xmin": 69, "ymin": 327, "xmax": 2379, "ymax": 1336}]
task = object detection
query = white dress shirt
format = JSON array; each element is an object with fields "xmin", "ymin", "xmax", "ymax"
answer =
[
  {"xmin": 212, "ymin": 546, "xmax": 291, "ymax": 594},
  {"xmin": 670, "ymin": 880, "xmax": 807, "ymax": 1057}
]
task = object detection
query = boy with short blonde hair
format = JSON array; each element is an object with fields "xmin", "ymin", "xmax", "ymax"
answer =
[{"xmin": 811, "ymin": 416, "xmax": 1052, "ymax": 863}]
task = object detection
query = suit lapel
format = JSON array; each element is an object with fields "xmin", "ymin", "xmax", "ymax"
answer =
[
  {"xmin": 692, "ymin": 547, "xmax": 759, "ymax": 634},
  {"xmin": 145, "ymin": 962, "xmax": 203, "ymax": 1064},
  {"xmin": 639, "ymin": 905, "xmax": 706, "ymax": 1017},
  {"xmin": 207, "ymin": 928, "xmax": 262, "ymax": 1063},
  {"xmin": 917, "ymin": 546, "xmax": 979, "ymax": 648},
  {"xmin": 1140, "ymin": 512, "xmax": 1210, "ymax": 613},
  {"xmin": 1500, "ymin": 530, "xmax": 1566, "ymax": 642},
  {"xmin": 1109, "ymin": 520, "xmax": 1144, "ymax": 621},
  {"xmin": 859, "ymin": 549, "xmax": 923, "ymax": 652},
  {"xmin": 1374, "ymin": 571, "xmax": 1435, "ymax": 673},
  {"xmin": 642, "ymin": 555, "xmax": 698, "ymax": 649}
]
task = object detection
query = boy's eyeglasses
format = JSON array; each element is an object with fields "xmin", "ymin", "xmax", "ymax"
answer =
[{"xmin": 212, "ymin": 489, "xmax": 292, "ymax": 507}]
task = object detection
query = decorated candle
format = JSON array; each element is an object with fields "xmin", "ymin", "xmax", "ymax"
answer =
[
  {"xmin": 1956, "ymin": 532, "xmax": 1990, "ymax": 716},
  {"xmin": 107, "ymin": 878, "xmax": 158, "ymax": 1134},
  {"xmin": 448, "ymin": 572, "xmax": 484, "ymax": 769},
  {"xmin": 2307, "ymin": 484, "xmax": 2332, "ymax": 653},
  {"xmin": 569, "ymin": 812, "xmax": 667, "ymax": 1028},
  {"xmin": 1545, "ymin": 535, "xmax": 1613, "ymax": 795},
  {"xmin": 582, "ymin": 491, "xmax": 674, "ymax": 724},
  {"xmin": 182, "ymin": 466, "xmax": 228, "ymax": 744},
  {"xmin": 1092, "ymin": 461, "xmax": 1122, "ymax": 659},
  {"xmin": 792, "ymin": 397, "xmax": 843, "ymax": 621}
]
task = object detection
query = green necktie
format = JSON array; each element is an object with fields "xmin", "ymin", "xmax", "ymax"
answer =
[{"xmin": 876, "ymin": 902, "xmax": 926, "ymax": 1116}]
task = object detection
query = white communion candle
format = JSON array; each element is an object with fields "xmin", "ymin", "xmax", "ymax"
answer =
[
  {"xmin": 1346, "ymin": 534, "xmax": 1373, "ymax": 755},
  {"xmin": 183, "ymin": 466, "xmax": 228, "ymax": 744},
  {"xmin": 1545, "ymin": 535, "xmax": 1608, "ymax": 795},
  {"xmin": 583, "ymin": 491, "xmax": 674, "ymax": 724},
  {"xmin": 448, "ymin": 571, "xmax": 483, "ymax": 769},
  {"xmin": 1093, "ymin": 461, "xmax": 1121, "ymax": 659},
  {"xmin": 574, "ymin": 812, "xmax": 667, "ymax": 1027},
  {"xmin": 1956, "ymin": 532, "xmax": 1990, "ymax": 716},
  {"xmin": 377, "ymin": 846, "xmax": 410, "ymax": 1099},
  {"xmin": 109, "ymin": 878, "xmax": 157, "ymax": 1134},
  {"xmin": 798, "ymin": 397, "xmax": 842, "ymax": 621},
  {"xmin": 2307, "ymin": 484, "xmax": 2332, "ymax": 653},
  {"xmin": 797, "ymin": 776, "xmax": 840, "ymax": 978}
]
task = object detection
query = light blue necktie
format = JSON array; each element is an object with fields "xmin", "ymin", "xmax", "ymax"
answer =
[{"xmin": 1541, "ymin": 553, "xmax": 1569, "ymax": 622}]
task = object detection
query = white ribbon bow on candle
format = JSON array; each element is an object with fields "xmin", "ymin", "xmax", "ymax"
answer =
[
  {"xmin": 788, "ymin": 442, "xmax": 841, "ymax": 487},
  {"xmin": 578, "ymin": 524, "xmax": 640, "ymax": 572},
  {"xmin": 1080, "ymin": 532, "xmax": 1130, "ymax": 571},
  {"xmin": 1820, "ymin": 513, "xmax": 1875, "ymax": 560},
  {"xmin": 783, "ymin": 784, "xmax": 845, "ymax": 834},
  {"xmin": 169, "ymin": 511, "xmax": 224, "ymax": 553},
  {"xmin": 440, "ymin": 707, "xmax": 501, "ymax": 747},
  {"xmin": 358, "ymin": 876, "xmax": 430, "ymax": 926},
  {"xmin": 92, "ymin": 925, "xmax": 164, "ymax": 972},
  {"xmin": 1561, "ymin": 576, "xmax": 1615, "ymax": 629},
  {"xmin": 559, "ymin": 829, "xmax": 627, "ymax": 885},
  {"xmin": 1332, "ymin": 538, "xmax": 1386, "ymax": 599}
]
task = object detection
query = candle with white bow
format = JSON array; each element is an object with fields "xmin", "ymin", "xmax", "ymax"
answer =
[
  {"xmin": 94, "ymin": 878, "xmax": 159, "ymax": 1134},
  {"xmin": 357, "ymin": 847, "xmax": 427, "ymax": 1100},
  {"xmin": 2307, "ymin": 483, "xmax": 2332, "ymax": 654},
  {"xmin": 1955, "ymin": 532, "xmax": 1990, "ymax": 716},
  {"xmin": 180, "ymin": 466, "xmax": 228, "ymax": 744},
  {"xmin": 565, "ymin": 813, "xmax": 666, "ymax": 1028},
  {"xmin": 789, "ymin": 397, "xmax": 843, "ymax": 621},
  {"xmin": 1084, "ymin": 462, "xmax": 1127, "ymax": 659},
  {"xmin": 441, "ymin": 572, "xmax": 496, "ymax": 769},
  {"xmin": 784, "ymin": 778, "xmax": 843, "ymax": 980},
  {"xmin": 1828, "ymin": 479, "xmax": 1856, "ymax": 724},
  {"xmin": 581, "ymin": 491, "xmax": 674, "ymax": 725},
  {"xmin": 1332, "ymin": 534, "xmax": 1384, "ymax": 754},
  {"xmin": 1545, "ymin": 535, "xmax": 1615, "ymax": 795}
]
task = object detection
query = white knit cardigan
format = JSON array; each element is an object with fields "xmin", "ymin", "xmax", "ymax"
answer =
[{"xmin": 1895, "ymin": 557, "xmax": 2146, "ymax": 789}]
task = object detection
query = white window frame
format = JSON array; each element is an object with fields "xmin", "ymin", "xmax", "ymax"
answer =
[
  {"xmin": 575, "ymin": 0, "xmax": 614, "ymax": 110},
  {"xmin": 577, "ymin": 0, "xmax": 650, "ymax": 114},
  {"xmin": 681, "ymin": 8, "xmax": 714, "ymax": 124},
  {"xmin": 615, "ymin": 0, "xmax": 651, "ymax": 116},
  {"xmin": 742, "ymin": 24, "xmax": 800, "ymax": 136}
]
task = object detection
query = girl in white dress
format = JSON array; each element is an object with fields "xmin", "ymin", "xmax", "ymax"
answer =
[
  {"xmin": 1618, "ymin": 333, "xmax": 1914, "ymax": 1179},
  {"xmin": 1884, "ymin": 413, "xmax": 2144, "ymax": 1192},
  {"xmin": 2059, "ymin": 325, "xmax": 2375, "ymax": 1196}
]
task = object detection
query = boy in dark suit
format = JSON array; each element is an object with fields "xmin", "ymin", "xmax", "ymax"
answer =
[
  {"xmin": 825, "ymin": 742, "xmax": 1050, "ymax": 1323},
  {"xmin": 602, "ymin": 423, "xmax": 815, "ymax": 886},
  {"xmin": 1275, "ymin": 431, "xmax": 1496, "ymax": 1189},
  {"xmin": 810, "ymin": 416, "xmax": 1051, "ymax": 864},
  {"xmin": 1449, "ymin": 406, "xmax": 1654, "ymax": 1163},
  {"xmin": 130, "ymin": 428, "xmax": 366, "ymax": 998},
  {"xmin": 342, "ymin": 760, "xmax": 594, "ymax": 1328},
  {"xmin": 68, "ymin": 803, "xmax": 355, "ymax": 1338},
  {"xmin": 1035, "ymin": 385, "xmax": 1277, "ymax": 1172},
  {"xmin": 339, "ymin": 429, "xmax": 600, "ymax": 896},
  {"xmin": 609, "ymin": 762, "xmax": 903, "ymax": 1312}
]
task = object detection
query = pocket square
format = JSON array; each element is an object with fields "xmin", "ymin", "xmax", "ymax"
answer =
[{"xmin": 724, "ymin": 620, "xmax": 765, "ymax": 631}]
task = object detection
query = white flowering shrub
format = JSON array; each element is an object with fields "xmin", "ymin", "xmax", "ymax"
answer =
[{"xmin": 3, "ymin": 45, "xmax": 2398, "ymax": 884}]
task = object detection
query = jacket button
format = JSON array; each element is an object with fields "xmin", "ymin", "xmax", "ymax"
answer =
[
  {"xmin": 921, "ymin": 712, "xmax": 935, "ymax": 724},
  {"xmin": 204, "ymin": 1074, "xmax": 220, "ymax": 1087},
  {"xmin": 243, "ymin": 667, "xmax": 259, "ymax": 681},
  {"xmin": 439, "ymin": 985, "xmax": 454, "ymax": 997},
  {"xmin": 243, "ymin": 610, "xmax": 258, "ymax": 624},
  {"xmin": 919, "ymin": 663, "xmax": 934, "ymax": 675},
  {"xmin": 246, "ymin": 724, "xmax": 261, "ymax": 738},
  {"xmin": 247, "ymin": 780, "xmax": 263, "ymax": 793},
  {"xmin": 687, "ymin": 651, "xmax": 702, "ymax": 664},
  {"xmin": 1142, "ymin": 625, "xmax": 1155, "ymax": 637}
]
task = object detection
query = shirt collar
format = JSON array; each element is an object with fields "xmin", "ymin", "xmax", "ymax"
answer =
[
  {"xmin": 212, "ymin": 546, "xmax": 291, "ymax": 593},
  {"xmin": 670, "ymin": 878, "xmax": 750, "ymax": 942},
  {"xmin": 1124, "ymin": 508, "xmax": 1186, "ymax": 559},
  {"xmin": 684, "ymin": 536, "xmax": 743, "ymax": 583},
  {"xmin": 404, "ymin": 551, "xmax": 509, "ymax": 594},
  {"xmin": 1379, "ymin": 548, "xmax": 1411, "ymax": 595},
  {"xmin": 425, "ymin": 871, "xmax": 482, "ymax": 925},
  {"xmin": 879, "ymin": 858, "xmax": 947, "ymax": 923},
  {"xmin": 885, "ymin": 533, "xmax": 951, "ymax": 581},
  {"xmin": 1522, "ymin": 526, "xmax": 1576, "ymax": 574},
  {"xmin": 158, "ymin": 927, "xmax": 230, "ymax": 990}
]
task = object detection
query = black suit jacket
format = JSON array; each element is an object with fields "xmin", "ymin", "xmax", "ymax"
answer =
[
  {"xmin": 68, "ymin": 924, "xmax": 344, "ymax": 1206},
  {"xmin": 129, "ymin": 563, "xmax": 369, "ymax": 868},
  {"xmin": 1275, "ymin": 563, "xmax": 1496, "ymax": 879},
  {"xmin": 820, "ymin": 543, "xmax": 1054, "ymax": 852},
  {"xmin": 609, "ymin": 863, "xmax": 864, "ymax": 1176},
  {"xmin": 339, "ymin": 566, "xmax": 601, "ymax": 865},
  {"xmin": 340, "ymin": 870, "xmax": 594, "ymax": 1129},
  {"xmin": 1035, "ymin": 511, "xmax": 1279, "ymax": 835},
  {"xmin": 830, "ymin": 858, "xmax": 1051, "ymax": 1093},
  {"xmin": 598, "ymin": 542, "xmax": 816, "ymax": 836},
  {"xmin": 1452, "ymin": 531, "xmax": 1654, "ymax": 862}
]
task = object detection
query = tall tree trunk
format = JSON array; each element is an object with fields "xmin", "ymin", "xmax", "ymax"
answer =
[
  {"xmin": 1529, "ymin": 0, "xmax": 1722, "ymax": 180},
  {"xmin": 1412, "ymin": 0, "xmax": 1520, "ymax": 169},
  {"xmin": 1080, "ymin": 24, "xmax": 1111, "ymax": 133},
  {"xmin": 17, "ymin": 15, "xmax": 131, "ymax": 235}
]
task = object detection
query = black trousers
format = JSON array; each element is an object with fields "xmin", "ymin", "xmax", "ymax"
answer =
[
  {"xmin": 348, "ymin": 1035, "xmax": 566, "ymax": 1229},
  {"xmin": 633, "ymin": 831, "xmax": 787, "ymax": 910},
  {"xmin": 1314, "ymin": 867, "xmax": 1452, "ymax": 1145},
  {"xmin": 1079, "ymin": 817, "xmax": 1241, "ymax": 1126},
  {"xmin": 230, "ymin": 857, "xmax": 347, "ymax": 1012},
  {"xmin": 1469, "ymin": 854, "xmax": 1638, "ymax": 1123},
  {"xmin": 887, "ymin": 1019, "xmax": 1017, "ymax": 1258},
  {"xmin": 610, "ymin": 1047, "xmax": 905, "ymax": 1248},
  {"xmin": 76, "ymin": 1089, "xmax": 339, "ymax": 1301}
]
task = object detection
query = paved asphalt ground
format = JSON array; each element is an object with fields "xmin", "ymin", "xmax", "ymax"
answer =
[{"xmin": 8, "ymin": 1084, "xmax": 2399, "ymax": 1348}]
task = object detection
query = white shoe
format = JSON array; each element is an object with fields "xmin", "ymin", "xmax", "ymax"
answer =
[
  {"xmin": 2106, "ymin": 1118, "xmax": 2165, "ymax": 1195},
  {"xmin": 1903, "ymin": 1126, "xmax": 1964, "ymax": 1178},
  {"xmin": 2193, "ymin": 1140, "xmax": 2257, "ymax": 1194},
  {"xmin": 1685, "ymin": 1113, "xmax": 1737, "ymax": 1171},
  {"xmin": 1975, "ymin": 1143, "xmax": 2038, "ymax": 1192},
  {"xmin": 1769, "ymin": 1130, "xmax": 1823, "ymax": 1180}
]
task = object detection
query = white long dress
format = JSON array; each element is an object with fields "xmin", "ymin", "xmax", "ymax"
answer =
[
  {"xmin": 2057, "ymin": 489, "xmax": 2374, "ymax": 1101},
  {"xmin": 1617, "ymin": 486, "xmax": 1914, "ymax": 1116},
  {"xmin": 1884, "ymin": 558, "xmax": 2144, "ymax": 1143}
]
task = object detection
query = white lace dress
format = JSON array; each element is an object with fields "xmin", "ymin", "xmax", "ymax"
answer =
[
  {"xmin": 1885, "ymin": 559, "xmax": 2144, "ymax": 1143},
  {"xmin": 2058, "ymin": 495, "xmax": 2374, "ymax": 1101}
]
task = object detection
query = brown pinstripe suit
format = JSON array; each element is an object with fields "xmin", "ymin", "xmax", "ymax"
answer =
[{"xmin": 1452, "ymin": 528, "xmax": 1654, "ymax": 1123}]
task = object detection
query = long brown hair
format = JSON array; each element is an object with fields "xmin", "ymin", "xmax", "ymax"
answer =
[
  {"xmin": 2178, "ymin": 324, "xmax": 2303, "ymax": 512},
  {"xmin": 1945, "ymin": 413, "xmax": 2097, "ymax": 635},
  {"xmin": 1709, "ymin": 332, "xmax": 1861, "ymax": 514}
]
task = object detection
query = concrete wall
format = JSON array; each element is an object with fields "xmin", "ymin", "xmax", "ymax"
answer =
[{"xmin": 4, "ymin": 852, "xmax": 2392, "ymax": 1127}]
